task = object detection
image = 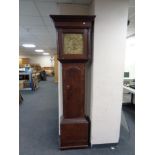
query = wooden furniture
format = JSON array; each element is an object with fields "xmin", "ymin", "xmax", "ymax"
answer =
[
  {"xmin": 43, "ymin": 67, "xmax": 53, "ymax": 76},
  {"xmin": 53, "ymin": 54, "xmax": 58, "ymax": 82},
  {"xmin": 19, "ymin": 71, "xmax": 33, "ymax": 91},
  {"xmin": 19, "ymin": 58, "xmax": 30, "ymax": 65},
  {"xmin": 32, "ymin": 73, "xmax": 39, "ymax": 90},
  {"xmin": 19, "ymin": 91, "xmax": 23, "ymax": 104},
  {"xmin": 31, "ymin": 64, "xmax": 42, "ymax": 81},
  {"xmin": 50, "ymin": 15, "xmax": 95, "ymax": 149}
]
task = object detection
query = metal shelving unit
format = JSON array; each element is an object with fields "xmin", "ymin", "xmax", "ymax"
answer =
[{"xmin": 19, "ymin": 68, "xmax": 33, "ymax": 91}]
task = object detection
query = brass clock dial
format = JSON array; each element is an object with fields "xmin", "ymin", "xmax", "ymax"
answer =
[{"xmin": 63, "ymin": 33, "xmax": 84, "ymax": 54}]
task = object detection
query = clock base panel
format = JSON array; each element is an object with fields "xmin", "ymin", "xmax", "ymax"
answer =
[{"xmin": 60, "ymin": 117, "xmax": 90, "ymax": 149}]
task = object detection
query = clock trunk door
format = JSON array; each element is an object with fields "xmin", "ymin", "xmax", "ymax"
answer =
[{"xmin": 62, "ymin": 63, "xmax": 85, "ymax": 118}]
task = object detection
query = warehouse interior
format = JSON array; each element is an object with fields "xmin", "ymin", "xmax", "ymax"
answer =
[{"xmin": 19, "ymin": 0, "xmax": 135, "ymax": 155}]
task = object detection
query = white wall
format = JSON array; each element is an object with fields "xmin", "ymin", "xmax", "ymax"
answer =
[
  {"xmin": 58, "ymin": 62, "xmax": 63, "ymax": 135},
  {"xmin": 19, "ymin": 55, "xmax": 53, "ymax": 67},
  {"xmin": 90, "ymin": 0, "xmax": 128, "ymax": 145}
]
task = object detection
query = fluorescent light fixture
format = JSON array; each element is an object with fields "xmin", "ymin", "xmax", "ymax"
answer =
[
  {"xmin": 35, "ymin": 49, "xmax": 44, "ymax": 52},
  {"xmin": 22, "ymin": 44, "xmax": 36, "ymax": 48},
  {"xmin": 43, "ymin": 52, "xmax": 49, "ymax": 55}
]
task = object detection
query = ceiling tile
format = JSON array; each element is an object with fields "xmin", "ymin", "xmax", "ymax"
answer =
[
  {"xmin": 73, "ymin": 0, "xmax": 92, "ymax": 4},
  {"xmin": 47, "ymin": 26, "xmax": 56, "ymax": 34},
  {"xmin": 29, "ymin": 26, "xmax": 49, "ymax": 35},
  {"xmin": 19, "ymin": 35, "xmax": 36, "ymax": 44},
  {"xmin": 20, "ymin": 0, "xmax": 57, "ymax": 2},
  {"xmin": 36, "ymin": 2, "xmax": 59, "ymax": 17},
  {"xmin": 42, "ymin": 16, "xmax": 55, "ymax": 27},
  {"xmin": 20, "ymin": 16, "xmax": 44, "ymax": 26},
  {"xmin": 19, "ymin": 1, "xmax": 40, "ymax": 16},
  {"xmin": 57, "ymin": 0, "xmax": 91, "ymax": 4},
  {"xmin": 129, "ymin": 0, "xmax": 135, "ymax": 7},
  {"xmin": 57, "ymin": 0, "xmax": 73, "ymax": 3},
  {"xmin": 128, "ymin": 7, "xmax": 135, "ymax": 18},
  {"xmin": 129, "ymin": 16, "xmax": 135, "ymax": 24}
]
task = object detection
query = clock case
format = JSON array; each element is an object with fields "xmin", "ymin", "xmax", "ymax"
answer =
[{"xmin": 50, "ymin": 15, "xmax": 95, "ymax": 149}]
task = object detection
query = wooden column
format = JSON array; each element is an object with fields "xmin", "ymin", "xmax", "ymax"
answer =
[{"xmin": 53, "ymin": 54, "xmax": 58, "ymax": 82}]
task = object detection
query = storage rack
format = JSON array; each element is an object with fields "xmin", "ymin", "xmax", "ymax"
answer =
[{"xmin": 19, "ymin": 69, "xmax": 33, "ymax": 91}]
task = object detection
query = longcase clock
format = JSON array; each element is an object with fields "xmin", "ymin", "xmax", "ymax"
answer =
[{"xmin": 50, "ymin": 15, "xmax": 95, "ymax": 149}]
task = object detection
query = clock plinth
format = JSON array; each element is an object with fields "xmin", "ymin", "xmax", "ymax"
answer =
[
  {"xmin": 50, "ymin": 15, "xmax": 95, "ymax": 149},
  {"xmin": 60, "ymin": 117, "xmax": 89, "ymax": 149}
]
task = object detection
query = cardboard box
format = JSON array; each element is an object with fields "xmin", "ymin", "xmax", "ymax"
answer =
[
  {"xmin": 23, "ymin": 81, "xmax": 30, "ymax": 88},
  {"xmin": 19, "ymin": 80, "xmax": 25, "ymax": 90}
]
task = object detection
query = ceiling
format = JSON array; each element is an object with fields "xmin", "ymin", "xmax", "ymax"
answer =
[
  {"xmin": 127, "ymin": 0, "xmax": 135, "ymax": 37},
  {"xmin": 19, "ymin": 0, "xmax": 135, "ymax": 56}
]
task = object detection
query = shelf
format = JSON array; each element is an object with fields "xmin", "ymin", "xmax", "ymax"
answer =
[
  {"xmin": 19, "ymin": 72, "xmax": 30, "ymax": 75},
  {"xmin": 123, "ymin": 85, "xmax": 135, "ymax": 94},
  {"xmin": 20, "ymin": 84, "xmax": 33, "ymax": 91},
  {"xmin": 19, "ymin": 69, "xmax": 33, "ymax": 91},
  {"xmin": 20, "ymin": 88, "xmax": 32, "ymax": 91}
]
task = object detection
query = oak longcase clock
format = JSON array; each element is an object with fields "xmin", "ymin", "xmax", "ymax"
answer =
[{"xmin": 50, "ymin": 15, "xmax": 95, "ymax": 150}]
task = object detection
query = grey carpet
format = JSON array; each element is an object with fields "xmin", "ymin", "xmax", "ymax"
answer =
[{"xmin": 20, "ymin": 77, "xmax": 135, "ymax": 155}]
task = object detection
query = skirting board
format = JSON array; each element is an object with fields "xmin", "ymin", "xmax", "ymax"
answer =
[
  {"xmin": 58, "ymin": 135, "xmax": 118, "ymax": 150},
  {"xmin": 91, "ymin": 143, "xmax": 118, "ymax": 149}
]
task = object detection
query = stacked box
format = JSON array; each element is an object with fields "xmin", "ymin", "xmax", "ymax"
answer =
[
  {"xmin": 23, "ymin": 80, "xmax": 30, "ymax": 88},
  {"xmin": 19, "ymin": 80, "xmax": 25, "ymax": 90},
  {"xmin": 32, "ymin": 74, "xmax": 39, "ymax": 90}
]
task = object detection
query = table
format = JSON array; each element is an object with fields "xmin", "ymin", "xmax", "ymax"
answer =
[{"xmin": 123, "ymin": 85, "xmax": 135, "ymax": 104}]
